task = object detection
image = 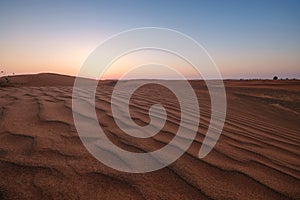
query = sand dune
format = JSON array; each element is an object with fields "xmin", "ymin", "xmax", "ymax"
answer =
[{"xmin": 0, "ymin": 74, "xmax": 299, "ymax": 199}]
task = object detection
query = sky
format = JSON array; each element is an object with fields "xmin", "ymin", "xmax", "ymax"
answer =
[{"xmin": 0, "ymin": 0, "xmax": 299, "ymax": 79}]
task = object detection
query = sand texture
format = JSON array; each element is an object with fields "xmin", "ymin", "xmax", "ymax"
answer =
[{"xmin": 0, "ymin": 74, "xmax": 299, "ymax": 199}]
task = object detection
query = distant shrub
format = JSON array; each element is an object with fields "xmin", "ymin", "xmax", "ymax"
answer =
[
  {"xmin": 0, "ymin": 71, "xmax": 12, "ymax": 87},
  {"xmin": 273, "ymin": 76, "xmax": 278, "ymax": 80}
]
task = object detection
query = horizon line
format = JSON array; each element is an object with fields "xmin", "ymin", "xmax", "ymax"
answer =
[{"xmin": 2, "ymin": 72, "xmax": 299, "ymax": 81}]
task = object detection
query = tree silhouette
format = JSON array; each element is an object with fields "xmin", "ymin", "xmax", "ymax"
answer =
[{"xmin": 273, "ymin": 76, "xmax": 278, "ymax": 80}]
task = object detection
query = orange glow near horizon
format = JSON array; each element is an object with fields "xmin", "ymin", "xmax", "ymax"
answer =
[
  {"xmin": 1, "ymin": 29, "xmax": 299, "ymax": 79},
  {"xmin": 100, "ymin": 49, "xmax": 200, "ymax": 80},
  {"xmin": 1, "ymin": 38, "xmax": 300, "ymax": 79},
  {"xmin": 0, "ymin": 42, "xmax": 93, "ymax": 76},
  {"xmin": 2, "ymin": 47, "xmax": 300, "ymax": 79}
]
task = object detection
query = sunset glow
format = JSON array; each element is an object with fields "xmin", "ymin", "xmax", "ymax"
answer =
[{"xmin": 0, "ymin": 0, "xmax": 299, "ymax": 79}]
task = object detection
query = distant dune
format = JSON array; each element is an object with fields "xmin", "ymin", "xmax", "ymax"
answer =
[
  {"xmin": 8, "ymin": 73, "xmax": 76, "ymax": 87},
  {"xmin": 0, "ymin": 73, "xmax": 299, "ymax": 199}
]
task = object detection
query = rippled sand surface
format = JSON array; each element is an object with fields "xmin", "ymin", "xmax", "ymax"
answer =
[{"xmin": 0, "ymin": 74, "xmax": 299, "ymax": 199}]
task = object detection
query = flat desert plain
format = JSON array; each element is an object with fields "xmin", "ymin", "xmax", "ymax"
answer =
[{"xmin": 0, "ymin": 73, "xmax": 299, "ymax": 200}]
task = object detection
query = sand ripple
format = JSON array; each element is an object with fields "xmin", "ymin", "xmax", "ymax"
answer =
[{"xmin": 0, "ymin": 76, "xmax": 299, "ymax": 199}]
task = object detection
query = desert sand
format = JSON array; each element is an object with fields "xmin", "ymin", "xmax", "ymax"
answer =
[{"xmin": 0, "ymin": 73, "xmax": 299, "ymax": 199}]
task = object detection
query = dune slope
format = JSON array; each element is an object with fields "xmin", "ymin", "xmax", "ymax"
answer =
[{"xmin": 0, "ymin": 74, "xmax": 299, "ymax": 199}]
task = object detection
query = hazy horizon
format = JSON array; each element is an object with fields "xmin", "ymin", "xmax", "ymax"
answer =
[{"xmin": 3, "ymin": 71, "xmax": 299, "ymax": 81}]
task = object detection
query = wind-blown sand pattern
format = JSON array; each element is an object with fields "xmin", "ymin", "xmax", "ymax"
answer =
[{"xmin": 0, "ymin": 74, "xmax": 299, "ymax": 199}]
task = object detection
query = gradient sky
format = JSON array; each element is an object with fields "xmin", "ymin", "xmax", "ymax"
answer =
[{"xmin": 0, "ymin": 0, "xmax": 299, "ymax": 79}]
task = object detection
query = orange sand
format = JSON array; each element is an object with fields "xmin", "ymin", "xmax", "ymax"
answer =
[{"xmin": 0, "ymin": 73, "xmax": 299, "ymax": 199}]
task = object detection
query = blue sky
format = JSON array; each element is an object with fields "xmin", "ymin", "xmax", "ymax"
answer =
[{"xmin": 0, "ymin": 0, "xmax": 299, "ymax": 78}]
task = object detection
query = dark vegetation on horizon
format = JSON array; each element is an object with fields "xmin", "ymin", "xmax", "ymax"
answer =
[{"xmin": 0, "ymin": 71, "xmax": 14, "ymax": 87}]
